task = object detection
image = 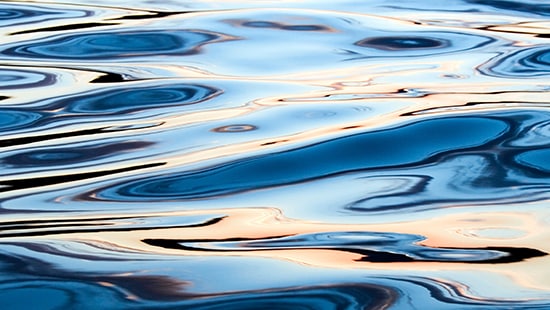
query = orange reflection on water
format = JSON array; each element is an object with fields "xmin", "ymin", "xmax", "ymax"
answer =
[{"xmin": 6, "ymin": 203, "xmax": 550, "ymax": 292}]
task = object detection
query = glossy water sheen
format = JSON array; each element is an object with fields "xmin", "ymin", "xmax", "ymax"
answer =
[{"xmin": 0, "ymin": 0, "xmax": 549, "ymax": 309}]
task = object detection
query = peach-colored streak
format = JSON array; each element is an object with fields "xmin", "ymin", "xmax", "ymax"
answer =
[{"xmin": 5, "ymin": 204, "xmax": 549, "ymax": 291}]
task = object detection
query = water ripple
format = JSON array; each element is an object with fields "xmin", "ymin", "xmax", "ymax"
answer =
[
  {"xmin": 349, "ymin": 31, "xmax": 494, "ymax": 59},
  {"xmin": 0, "ymin": 68, "xmax": 56, "ymax": 89},
  {"xmin": 466, "ymin": 0, "xmax": 550, "ymax": 17},
  {"xmin": 2, "ymin": 29, "xmax": 229, "ymax": 61},
  {"xmin": 0, "ymin": 3, "xmax": 89, "ymax": 27},
  {"xmin": 93, "ymin": 114, "xmax": 508, "ymax": 201},
  {"xmin": 0, "ymin": 110, "xmax": 43, "ymax": 131},
  {"xmin": 481, "ymin": 46, "xmax": 550, "ymax": 78},
  {"xmin": 1, "ymin": 141, "xmax": 154, "ymax": 168},
  {"xmin": 59, "ymin": 83, "xmax": 221, "ymax": 114},
  {"xmin": 144, "ymin": 230, "xmax": 547, "ymax": 264},
  {"xmin": 1, "ymin": 1, "xmax": 549, "ymax": 308}
]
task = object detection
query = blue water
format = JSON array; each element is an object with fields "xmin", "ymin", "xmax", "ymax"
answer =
[{"xmin": 1, "ymin": 0, "xmax": 550, "ymax": 309}]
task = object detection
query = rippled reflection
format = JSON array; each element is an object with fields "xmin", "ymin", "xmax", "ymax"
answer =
[
  {"xmin": 0, "ymin": 3, "xmax": 88, "ymax": 27},
  {"xmin": 1, "ymin": 0, "xmax": 549, "ymax": 308},
  {"xmin": 357, "ymin": 36, "xmax": 448, "ymax": 50},
  {"xmin": 94, "ymin": 114, "xmax": 509, "ymax": 201},
  {"xmin": 59, "ymin": 83, "xmax": 221, "ymax": 114},
  {"xmin": 2, "ymin": 29, "xmax": 226, "ymax": 60},
  {"xmin": 144, "ymin": 230, "xmax": 547, "ymax": 264},
  {"xmin": 466, "ymin": 0, "xmax": 550, "ymax": 17},
  {"xmin": 350, "ymin": 31, "xmax": 493, "ymax": 59},
  {"xmin": 0, "ymin": 68, "xmax": 56, "ymax": 89},
  {"xmin": 2, "ymin": 141, "xmax": 153, "ymax": 168},
  {"xmin": 481, "ymin": 46, "xmax": 550, "ymax": 78}
]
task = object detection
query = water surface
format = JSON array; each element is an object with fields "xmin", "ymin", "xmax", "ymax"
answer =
[{"xmin": 1, "ymin": 0, "xmax": 550, "ymax": 309}]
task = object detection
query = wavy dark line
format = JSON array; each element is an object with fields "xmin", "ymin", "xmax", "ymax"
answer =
[
  {"xmin": 109, "ymin": 11, "xmax": 186, "ymax": 21},
  {"xmin": 0, "ymin": 127, "xmax": 106, "ymax": 148},
  {"xmin": 142, "ymin": 232, "xmax": 547, "ymax": 264},
  {"xmin": 0, "ymin": 122, "xmax": 162, "ymax": 148},
  {"xmin": 0, "ymin": 216, "xmax": 225, "ymax": 238},
  {"xmin": 466, "ymin": 0, "xmax": 550, "ymax": 16},
  {"xmin": 181, "ymin": 283, "xmax": 397, "ymax": 310},
  {"xmin": 0, "ymin": 215, "xmax": 147, "ymax": 226},
  {"xmin": 10, "ymin": 22, "xmax": 119, "ymax": 35},
  {"xmin": 142, "ymin": 235, "xmax": 292, "ymax": 252},
  {"xmin": 1, "ymin": 29, "xmax": 226, "ymax": 60},
  {"xmin": 0, "ymin": 162, "xmax": 165, "ymax": 193},
  {"xmin": 2, "ymin": 141, "xmax": 154, "ymax": 167}
]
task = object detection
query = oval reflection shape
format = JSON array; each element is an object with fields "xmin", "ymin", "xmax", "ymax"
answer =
[
  {"xmin": 241, "ymin": 21, "xmax": 330, "ymax": 32},
  {"xmin": 352, "ymin": 31, "xmax": 493, "ymax": 58},
  {"xmin": 357, "ymin": 36, "xmax": 447, "ymax": 50},
  {"xmin": 59, "ymin": 84, "xmax": 220, "ymax": 114},
  {"xmin": 0, "ymin": 69, "xmax": 55, "ymax": 89},
  {"xmin": 2, "ymin": 30, "xmax": 221, "ymax": 60},
  {"xmin": 212, "ymin": 124, "xmax": 257, "ymax": 133},
  {"xmin": 242, "ymin": 21, "xmax": 280, "ymax": 28}
]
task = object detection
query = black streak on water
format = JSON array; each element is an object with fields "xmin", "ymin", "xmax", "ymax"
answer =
[
  {"xmin": 10, "ymin": 23, "xmax": 119, "ymax": 35},
  {"xmin": 0, "ymin": 162, "xmax": 165, "ymax": 193},
  {"xmin": 89, "ymin": 72, "xmax": 128, "ymax": 83},
  {"xmin": 109, "ymin": 11, "xmax": 188, "ymax": 21},
  {"xmin": 143, "ymin": 237, "xmax": 547, "ymax": 264},
  {"xmin": 0, "ymin": 124, "xmax": 158, "ymax": 148},
  {"xmin": 0, "ymin": 216, "xmax": 225, "ymax": 238}
]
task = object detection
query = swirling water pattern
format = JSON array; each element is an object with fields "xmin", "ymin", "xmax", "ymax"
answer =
[{"xmin": 0, "ymin": 0, "xmax": 549, "ymax": 309}]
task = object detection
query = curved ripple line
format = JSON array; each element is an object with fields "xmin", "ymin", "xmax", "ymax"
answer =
[
  {"xmin": 0, "ymin": 109, "xmax": 44, "ymax": 132},
  {"xmin": 0, "ymin": 68, "xmax": 56, "ymax": 89},
  {"xmin": 0, "ymin": 3, "xmax": 89, "ymax": 27},
  {"xmin": 0, "ymin": 82, "xmax": 220, "ymax": 138},
  {"xmin": 1, "ymin": 141, "xmax": 154, "ymax": 168},
  {"xmin": 466, "ymin": 0, "xmax": 550, "ymax": 17},
  {"xmin": 480, "ymin": 46, "xmax": 550, "ymax": 78},
  {"xmin": 58, "ymin": 83, "xmax": 222, "ymax": 114},
  {"xmin": 181, "ymin": 283, "xmax": 396, "ymax": 310},
  {"xmin": 2, "ymin": 29, "xmax": 228, "ymax": 60}
]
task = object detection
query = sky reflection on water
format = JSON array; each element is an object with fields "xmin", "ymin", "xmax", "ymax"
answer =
[{"xmin": 0, "ymin": 0, "xmax": 549, "ymax": 309}]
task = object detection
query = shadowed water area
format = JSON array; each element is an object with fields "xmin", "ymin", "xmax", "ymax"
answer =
[{"xmin": 0, "ymin": 0, "xmax": 550, "ymax": 309}]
